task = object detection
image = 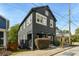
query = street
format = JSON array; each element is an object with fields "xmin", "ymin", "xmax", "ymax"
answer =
[{"xmin": 54, "ymin": 46, "xmax": 79, "ymax": 56}]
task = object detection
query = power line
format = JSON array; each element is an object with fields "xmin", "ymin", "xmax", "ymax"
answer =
[
  {"xmin": 54, "ymin": 13, "xmax": 68, "ymax": 24},
  {"xmin": 71, "ymin": 15, "xmax": 79, "ymax": 27},
  {"xmin": 71, "ymin": 21, "xmax": 78, "ymax": 27},
  {"xmin": 53, "ymin": 11, "xmax": 68, "ymax": 21},
  {"xmin": 72, "ymin": 15, "xmax": 79, "ymax": 21},
  {"xmin": 32, "ymin": 3, "xmax": 69, "ymax": 31}
]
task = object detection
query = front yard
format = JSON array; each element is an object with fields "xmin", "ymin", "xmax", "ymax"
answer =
[
  {"xmin": 0, "ymin": 49, "xmax": 12, "ymax": 56},
  {"xmin": 1, "ymin": 42, "xmax": 79, "ymax": 56},
  {"xmin": 11, "ymin": 46, "xmax": 72, "ymax": 56}
]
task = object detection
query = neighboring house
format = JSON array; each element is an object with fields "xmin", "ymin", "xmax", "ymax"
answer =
[
  {"xmin": 56, "ymin": 27, "xmax": 69, "ymax": 45},
  {"xmin": 56, "ymin": 27, "xmax": 62, "ymax": 37},
  {"xmin": 56, "ymin": 27, "xmax": 69, "ymax": 38},
  {"xmin": 0, "ymin": 15, "xmax": 9, "ymax": 48},
  {"xmin": 18, "ymin": 6, "xmax": 57, "ymax": 50}
]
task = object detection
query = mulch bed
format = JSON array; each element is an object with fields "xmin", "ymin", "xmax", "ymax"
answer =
[{"xmin": 0, "ymin": 49, "xmax": 12, "ymax": 56}]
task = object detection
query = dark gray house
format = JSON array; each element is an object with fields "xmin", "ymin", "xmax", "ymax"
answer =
[{"xmin": 18, "ymin": 6, "xmax": 57, "ymax": 50}]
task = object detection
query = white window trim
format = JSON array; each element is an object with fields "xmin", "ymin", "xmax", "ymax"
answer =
[
  {"xmin": 26, "ymin": 14, "xmax": 32, "ymax": 26},
  {"xmin": 45, "ymin": 10, "xmax": 49, "ymax": 16},
  {"xmin": 23, "ymin": 22, "xmax": 25, "ymax": 29},
  {"xmin": 20, "ymin": 26, "xmax": 22, "ymax": 31},
  {"xmin": 50, "ymin": 19, "xmax": 53, "ymax": 28},
  {"xmin": 36, "ymin": 13, "xmax": 47, "ymax": 26}
]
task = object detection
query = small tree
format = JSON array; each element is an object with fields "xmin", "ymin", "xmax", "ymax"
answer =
[
  {"xmin": 8, "ymin": 24, "xmax": 19, "ymax": 43},
  {"xmin": 71, "ymin": 28, "xmax": 79, "ymax": 42},
  {"xmin": 7, "ymin": 24, "xmax": 19, "ymax": 50}
]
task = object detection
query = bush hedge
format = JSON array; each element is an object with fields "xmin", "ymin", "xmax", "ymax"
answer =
[
  {"xmin": 53, "ymin": 40, "xmax": 60, "ymax": 46},
  {"xmin": 7, "ymin": 42, "xmax": 18, "ymax": 51},
  {"xmin": 35, "ymin": 38, "xmax": 50, "ymax": 49}
]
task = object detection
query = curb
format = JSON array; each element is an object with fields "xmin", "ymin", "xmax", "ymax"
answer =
[{"xmin": 50, "ymin": 47, "xmax": 73, "ymax": 56}]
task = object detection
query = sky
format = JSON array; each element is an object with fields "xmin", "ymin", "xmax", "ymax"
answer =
[{"xmin": 0, "ymin": 3, "xmax": 79, "ymax": 34}]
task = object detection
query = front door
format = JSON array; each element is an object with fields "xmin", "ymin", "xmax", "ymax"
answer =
[{"xmin": 0, "ymin": 31, "xmax": 4, "ymax": 47}]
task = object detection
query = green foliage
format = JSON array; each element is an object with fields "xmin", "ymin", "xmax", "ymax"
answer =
[
  {"xmin": 8, "ymin": 24, "xmax": 19, "ymax": 43},
  {"xmin": 71, "ymin": 28, "xmax": 79, "ymax": 42},
  {"xmin": 53, "ymin": 40, "xmax": 60, "ymax": 46},
  {"xmin": 72, "ymin": 35, "xmax": 79, "ymax": 42},
  {"xmin": 75, "ymin": 28, "xmax": 79, "ymax": 34},
  {"xmin": 62, "ymin": 30, "xmax": 69, "ymax": 34}
]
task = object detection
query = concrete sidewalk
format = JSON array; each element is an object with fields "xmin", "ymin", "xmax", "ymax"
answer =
[
  {"xmin": 11, "ymin": 46, "xmax": 72, "ymax": 56},
  {"xmin": 54, "ymin": 46, "xmax": 79, "ymax": 56}
]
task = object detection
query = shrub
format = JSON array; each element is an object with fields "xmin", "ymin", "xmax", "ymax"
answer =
[
  {"xmin": 53, "ymin": 40, "xmax": 60, "ymax": 46},
  {"xmin": 35, "ymin": 38, "xmax": 50, "ymax": 49},
  {"xmin": 7, "ymin": 24, "xmax": 19, "ymax": 51},
  {"xmin": 7, "ymin": 42, "xmax": 18, "ymax": 51}
]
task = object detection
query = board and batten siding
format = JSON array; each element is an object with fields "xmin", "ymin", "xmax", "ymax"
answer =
[{"xmin": 18, "ymin": 13, "xmax": 33, "ymax": 45}]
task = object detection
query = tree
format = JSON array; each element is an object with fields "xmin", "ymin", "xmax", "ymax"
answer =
[
  {"xmin": 8, "ymin": 24, "xmax": 19, "ymax": 43},
  {"xmin": 62, "ymin": 30, "xmax": 69, "ymax": 34},
  {"xmin": 75, "ymin": 28, "xmax": 79, "ymax": 34},
  {"xmin": 71, "ymin": 28, "xmax": 79, "ymax": 42}
]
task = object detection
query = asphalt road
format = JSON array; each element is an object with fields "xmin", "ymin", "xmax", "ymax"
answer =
[{"xmin": 54, "ymin": 46, "xmax": 79, "ymax": 56}]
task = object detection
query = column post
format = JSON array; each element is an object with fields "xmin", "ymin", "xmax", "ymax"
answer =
[
  {"xmin": 31, "ymin": 33, "xmax": 34, "ymax": 50},
  {"xmin": 3, "ymin": 31, "xmax": 7, "ymax": 49}
]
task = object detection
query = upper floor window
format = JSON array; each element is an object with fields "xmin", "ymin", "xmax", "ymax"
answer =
[
  {"xmin": 50, "ymin": 19, "xmax": 53, "ymax": 28},
  {"xmin": 20, "ymin": 26, "xmax": 23, "ymax": 31},
  {"xmin": 45, "ymin": 10, "xmax": 49, "ymax": 16},
  {"xmin": 36, "ymin": 13, "xmax": 47, "ymax": 26},
  {"xmin": 26, "ymin": 14, "xmax": 32, "ymax": 26},
  {"xmin": 23, "ymin": 22, "xmax": 25, "ymax": 29}
]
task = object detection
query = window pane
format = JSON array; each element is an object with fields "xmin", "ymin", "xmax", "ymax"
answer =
[
  {"xmin": 36, "ymin": 13, "xmax": 47, "ymax": 26},
  {"xmin": 50, "ymin": 19, "xmax": 53, "ymax": 28},
  {"xmin": 45, "ymin": 10, "xmax": 49, "ymax": 16}
]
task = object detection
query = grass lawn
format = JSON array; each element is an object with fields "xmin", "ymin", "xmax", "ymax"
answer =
[{"xmin": 11, "ymin": 49, "xmax": 30, "ymax": 55}]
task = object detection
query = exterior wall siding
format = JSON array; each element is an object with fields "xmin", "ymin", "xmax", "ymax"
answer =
[
  {"xmin": 18, "ymin": 13, "xmax": 33, "ymax": 46},
  {"xmin": 33, "ymin": 7, "xmax": 56, "ymax": 36}
]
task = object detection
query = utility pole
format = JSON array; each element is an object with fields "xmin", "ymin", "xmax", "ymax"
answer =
[{"xmin": 68, "ymin": 3, "xmax": 72, "ymax": 45}]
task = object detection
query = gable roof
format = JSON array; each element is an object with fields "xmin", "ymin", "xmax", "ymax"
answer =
[
  {"xmin": 32, "ymin": 6, "xmax": 57, "ymax": 21},
  {"xmin": 18, "ymin": 5, "xmax": 57, "ymax": 31},
  {"xmin": 0, "ymin": 15, "xmax": 7, "ymax": 21}
]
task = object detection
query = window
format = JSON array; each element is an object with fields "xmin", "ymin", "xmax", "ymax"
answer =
[
  {"xmin": 26, "ymin": 14, "xmax": 32, "ymax": 26},
  {"xmin": 36, "ymin": 13, "xmax": 47, "ymax": 26},
  {"xmin": 50, "ymin": 19, "xmax": 53, "ymax": 28},
  {"xmin": 43, "ymin": 17, "xmax": 47, "ymax": 25},
  {"xmin": 20, "ymin": 26, "xmax": 22, "ymax": 31},
  {"xmin": 45, "ymin": 10, "xmax": 49, "ymax": 16},
  {"xmin": 23, "ymin": 22, "xmax": 25, "ymax": 29}
]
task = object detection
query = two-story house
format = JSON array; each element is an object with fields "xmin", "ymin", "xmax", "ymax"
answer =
[
  {"xmin": 18, "ymin": 6, "xmax": 57, "ymax": 50},
  {"xmin": 0, "ymin": 15, "xmax": 9, "ymax": 49}
]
